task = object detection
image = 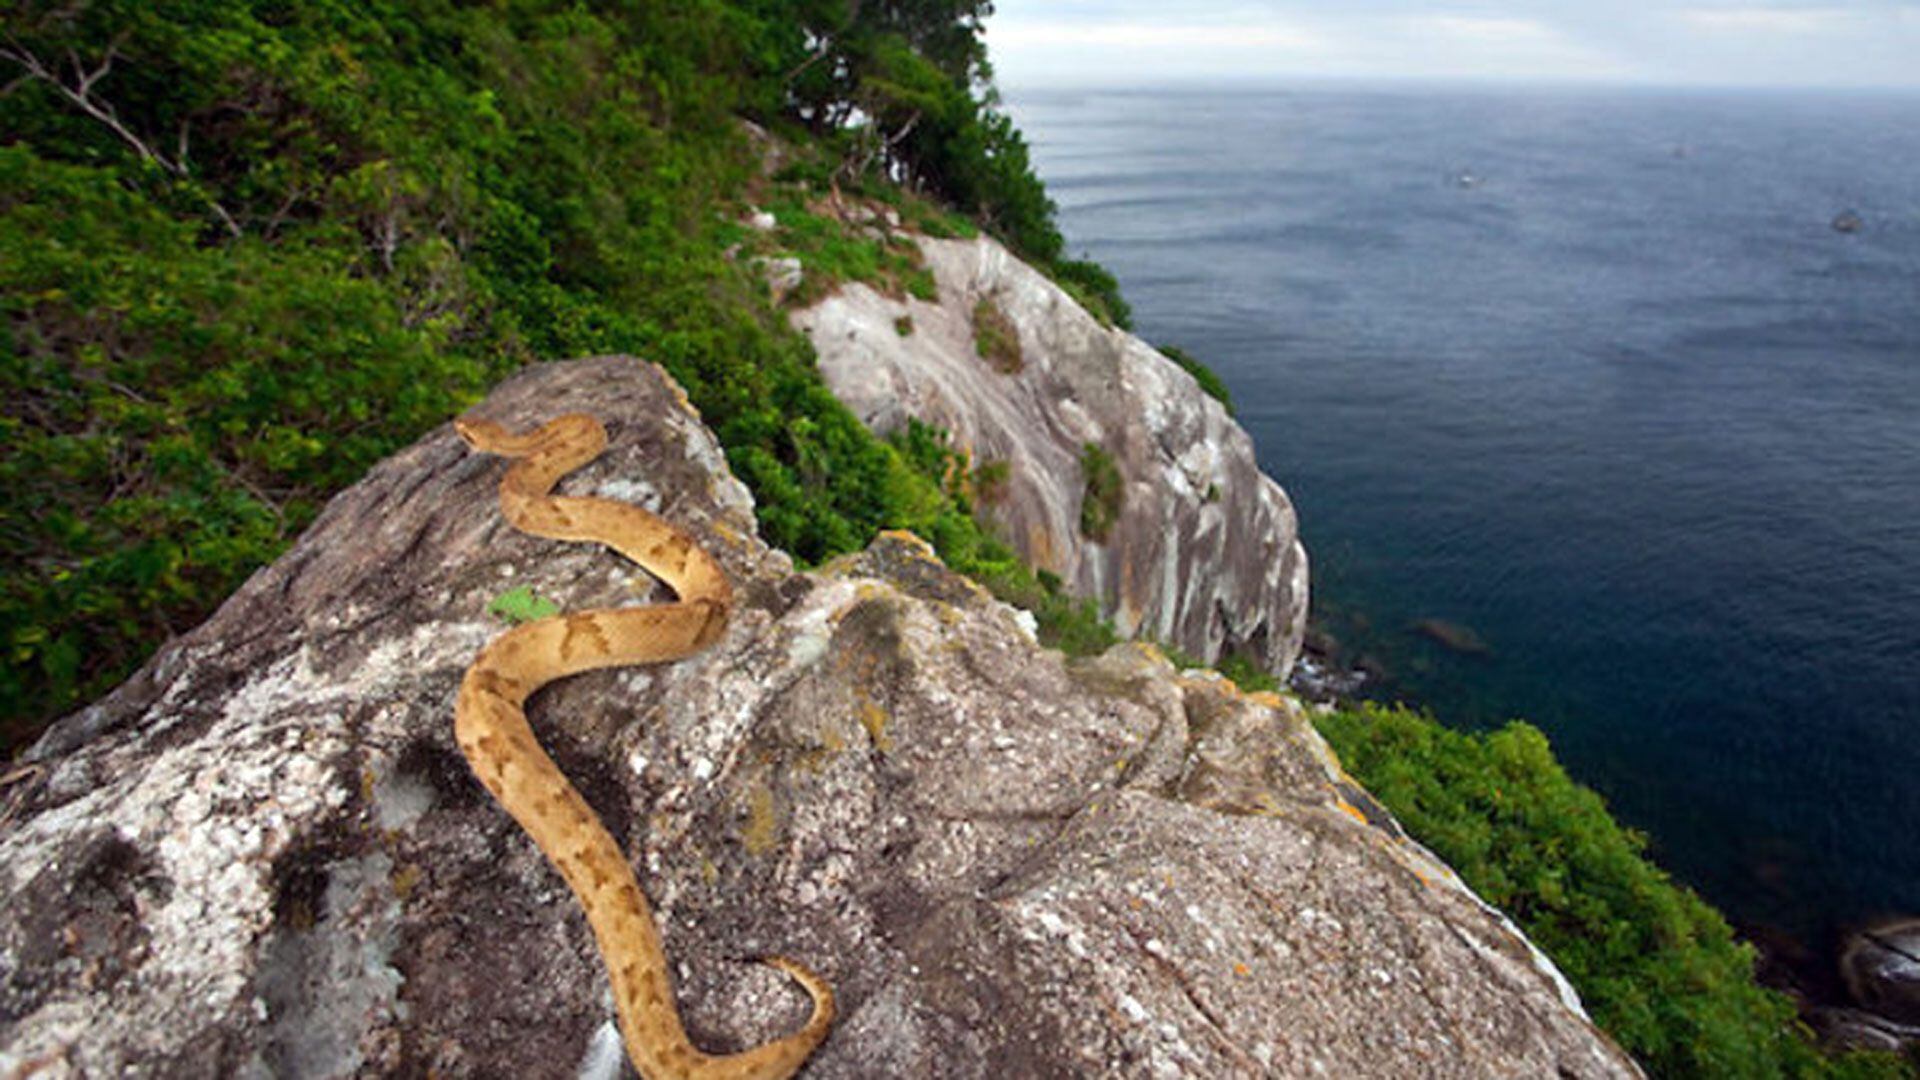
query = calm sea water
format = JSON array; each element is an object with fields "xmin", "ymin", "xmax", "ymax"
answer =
[{"xmin": 1004, "ymin": 83, "xmax": 1920, "ymax": 947}]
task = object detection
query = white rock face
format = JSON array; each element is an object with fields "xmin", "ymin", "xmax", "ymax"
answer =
[{"xmin": 794, "ymin": 235, "xmax": 1309, "ymax": 675}]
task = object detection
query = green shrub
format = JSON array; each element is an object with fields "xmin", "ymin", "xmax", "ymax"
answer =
[
  {"xmin": 971, "ymin": 295, "xmax": 1023, "ymax": 373},
  {"xmin": 1157, "ymin": 344, "xmax": 1235, "ymax": 415},
  {"xmin": 1078, "ymin": 442, "xmax": 1125, "ymax": 542},
  {"xmin": 767, "ymin": 198, "xmax": 937, "ymax": 306},
  {"xmin": 1315, "ymin": 703, "xmax": 1914, "ymax": 1079},
  {"xmin": 1053, "ymin": 257, "xmax": 1133, "ymax": 330},
  {"xmin": 1214, "ymin": 654, "xmax": 1279, "ymax": 693},
  {"xmin": 0, "ymin": 0, "xmax": 1069, "ymax": 753}
]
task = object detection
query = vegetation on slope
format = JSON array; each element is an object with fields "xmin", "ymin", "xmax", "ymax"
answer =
[
  {"xmin": 1157, "ymin": 343, "xmax": 1235, "ymax": 415},
  {"xmin": 0, "ymin": 0, "xmax": 1095, "ymax": 750},
  {"xmin": 4, "ymin": 5, "xmax": 1905, "ymax": 1078},
  {"xmin": 1315, "ymin": 703, "xmax": 1915, "ymax": 1079}
]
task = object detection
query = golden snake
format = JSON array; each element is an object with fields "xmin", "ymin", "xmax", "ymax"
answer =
[{"xmin": 454, "ymin": 413, "xmax": 833, "ymax": 1079}]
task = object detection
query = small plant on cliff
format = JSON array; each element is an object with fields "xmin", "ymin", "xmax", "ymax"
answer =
[
  {"xmin": 1157, "ymin": 344, "xmax": 1235, "ymax": 415},
  {"xmin": 971, "ymin": 459, "xmax": 1012, "ymax": 505},
  {"xmin": 487, "ymin": 587, "xmax": 561, "ymax": 625},
  {"xmin": 770, "ymin": 198, "xmax": 937, "ymax": 307},
  {"xmin": 1215, "ymin": 654, "xmax": 1279, "ymax": 694},
  {"xmin": 1078, "ymin": 442, "xmax": 1125, "ymax": 542},
  {"xmin": 971, "ymin": 294, "xmax": 1023, "ymax": 374}
]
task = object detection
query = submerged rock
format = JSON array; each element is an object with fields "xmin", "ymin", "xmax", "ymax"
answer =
[
  {"xmin": 794, "ymin": 234, "xmax": 1309, "ymax": 680},
  {"xmin": 0, "ymin": 357, "xmax": 1634, "ymax": 1077},
  {"xmin": 1413, "ymin": 617, "xmax": 1493, "ymax": 657}
]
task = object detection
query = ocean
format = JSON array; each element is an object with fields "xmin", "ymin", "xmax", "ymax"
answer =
[{"xmin": 1002, "ymin": 83, "xmax": 1920, "ymax": 953}]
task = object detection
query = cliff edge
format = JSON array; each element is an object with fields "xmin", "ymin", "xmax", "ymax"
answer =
[
  {"xmin": 0, "ymin": 358, "xmax": 1634, "ymax": 1077},
  {"xmin": 794, "ymin": 233, "xmax": 1309, "ymax": 678}
]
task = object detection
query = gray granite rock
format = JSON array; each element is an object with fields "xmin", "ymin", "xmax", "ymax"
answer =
[
  {"xmin": 794, "ymin": 236, "xmax": 1309, "ymax": 678},
  {"xmin": 0, "ymin": 357, "xmax": 1634, "ymax": 1078}
]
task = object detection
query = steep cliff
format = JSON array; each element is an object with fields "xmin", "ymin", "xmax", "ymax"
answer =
[
  {"xmin": 793, "ymin": 234, "xmax": 1309, "ymax": 678},
  {"xmin": 0, "ymin": 358, "xmax": 1633, "ymax": 1077}
]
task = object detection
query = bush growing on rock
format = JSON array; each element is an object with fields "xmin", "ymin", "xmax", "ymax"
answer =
[
  {"xmin": 1077, "ymin": 442, "xmax": 1125, "ymax": 542},
  {"xmin": 1315, "ymin": 702, "xmax": 1915, "ymax": 1079},
  {"xmin": 971, "ymin": 295, "xmax": 1023, "ymax": 373},
  {"xmin": 0, "ymin": 0, "xmax": 1101, "ymax": 751}
]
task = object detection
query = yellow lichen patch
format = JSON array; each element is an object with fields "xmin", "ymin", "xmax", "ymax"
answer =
[
  {"xmin": 820, "ymin": 724, "xmax": 847, "ymax": 754},
  {"xmin": 1247, "ymin": 690, "xmax": 1288, "ymax": 709},
  {"xmin": 877, "ymin": 529, "xmax": 941, "ymax": 562},
  {"xmin": 1335, "ymin": 798, "xmax": 1370, "ymax": 826},
  {"xmin": 391, "ymin": 862, "xmax": 424, "ymax": 900},
  {"xmin": 700, "ymin": 855, "xmax": 719, "ymax": 886},
  {"xmin": 740, "ymin": 781, "xmax": 781, "ymax": 858},
  {"xmin": 1233, "ymin": 962, "xmax": 1252, "ymax": 978},
  {"xmin": 817, "ymin": 551, "xmax": 864, "ymax": 578},
  {"xmin": 856, "ymin": 693, "xmax": 893, "ymax": 752},
  {"xmin": 1124, "ymin": 640, "xmax": 1167, "ymax": 666}
]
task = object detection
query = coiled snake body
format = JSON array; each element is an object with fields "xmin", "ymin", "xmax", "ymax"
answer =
[{"xmin": 454, "ymin": 413, "xmax": 833, "ymax": 1079}]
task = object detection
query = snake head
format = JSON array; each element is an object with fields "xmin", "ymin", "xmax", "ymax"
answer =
[{"xmin": 454, "ymin": 416, "xmax": 509, "ymax": 451}]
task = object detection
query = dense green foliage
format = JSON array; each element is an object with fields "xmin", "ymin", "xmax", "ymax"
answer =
[
  {"xmin": 0, "ymin": 0, "xmax": 1103, "ymax": 751},
  {"xmin": 1157, "ymin": 343, "xmax": 1234, "ymax": 415},
  {"xmin": 5, "ymin": 8, "xmax": 1900, "ymax": 1079},
  {"xmin": 1316, "ymin": 703, "xmax": 1914, "ymax": 1079},
  {"xmin": 1077, "ymin": 441, "xmax": 1124, "ymax": 541},
  {"xmin": 744, "ymin": 0, "xmax": 1129, "ymax": 326}
]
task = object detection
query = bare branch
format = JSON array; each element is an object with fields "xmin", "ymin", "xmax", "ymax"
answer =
[{"xmin": 1, "ymin": 33, "xmax": 241, "ymax": 238}]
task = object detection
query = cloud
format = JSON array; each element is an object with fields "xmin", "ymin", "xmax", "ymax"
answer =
[
  {"xmin": 1678, "ymin": 7, "xmax": 1856, "ymax": 32},
  {"xmin": 1412, "ymin": 16, "xmax": 1567, "ymax": 44},
  {"xmin": 984, "ymin": 0, "xmax": 1920, "ymax": 87},
  {"xmin": 989, "ymin": 18, "xmax": 1322, "ymax": 52}
]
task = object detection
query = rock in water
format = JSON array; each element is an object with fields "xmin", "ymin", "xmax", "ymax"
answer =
[
  {"xmin": 1832, "ymin": 210, "xmax": 1865, "ymax": 234},
  {"xmin": 1413, "ymin": 617, "xmax": 1493, "ymax": 656},
  {"xmin": 0, "ymin": 358, "xmax": 1635, "ymax": 1077},
  {"xmin": 1843, "ymin": 919, "xmax": 1920, "ymax": 1027},
  {"xmin": 794, "ymin": 234, "xmax": 1310, "ymax": 680}
]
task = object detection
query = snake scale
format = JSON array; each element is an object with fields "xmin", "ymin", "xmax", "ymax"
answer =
[{"xmin": 454, "ymin": 413, "xmax": 833, "ymax": 1079}]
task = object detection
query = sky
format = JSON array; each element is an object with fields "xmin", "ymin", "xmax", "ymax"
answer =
[{"xmin": 983, "ymin": 0, "xmax": 1920, "ymax": 89}]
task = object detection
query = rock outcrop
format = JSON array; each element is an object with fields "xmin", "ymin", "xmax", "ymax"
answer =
[
  {"xmin": 794, "ymin": 235, "xmax": 1309, "ymax": 678},
  {"xmin": 0, "ymin": 358, "xmax": 1634, "ymax": 1078},
  {"xmin": 1817, "ymin": 920, "xmax": 1920, "ymax": 1054}
]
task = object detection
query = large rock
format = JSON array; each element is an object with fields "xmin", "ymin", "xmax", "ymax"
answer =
[
  {"xmin": 0, "ymin": 358, "xmax": 1633, "ymax": 1078},
  {"xmin": 794, "ymin": 235, "xmax": 1309, "ymax": 678},
  {"xmin": 1842, "ymin": 920, "xmax": 1920, "ymax": 1028}
]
